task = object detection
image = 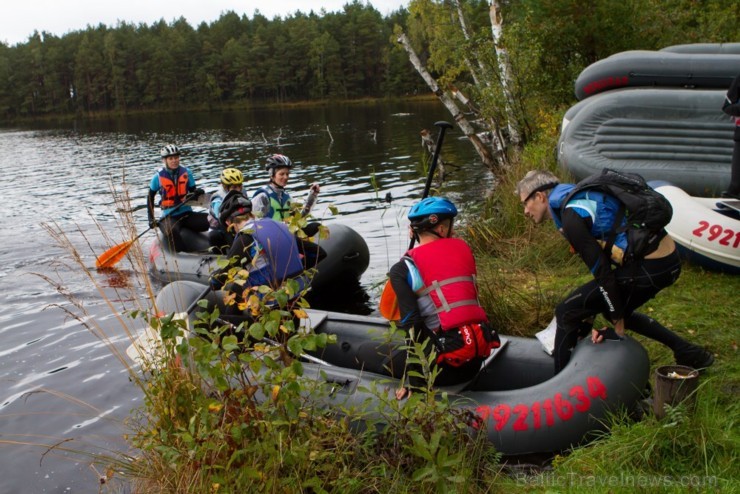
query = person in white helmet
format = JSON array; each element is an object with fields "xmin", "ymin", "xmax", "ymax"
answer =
[{"xmin": 146, "ymin": 144, "xmax": 208, "ymax": 252}]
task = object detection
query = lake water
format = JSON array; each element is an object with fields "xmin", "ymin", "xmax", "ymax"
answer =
[{"xmin": 0, "ymin": 100, "xmax": 494, "ymax": 492}]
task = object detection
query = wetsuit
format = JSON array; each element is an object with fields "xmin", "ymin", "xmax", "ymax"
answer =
[{"xmin": 549, "ymin": 185, "xmax": 704, "ymax": 373}]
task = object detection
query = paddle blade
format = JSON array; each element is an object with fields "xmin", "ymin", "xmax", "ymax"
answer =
[
  {"xmin": 379, "ymin": 280, "xmax": 401, "ymax": 321},
  {"xmin": 96, "ymin": 240, "xmax": 135, "ymax": 269}
]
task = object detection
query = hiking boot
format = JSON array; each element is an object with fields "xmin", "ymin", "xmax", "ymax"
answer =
[{"xmin": 674, "ymin": 346, "xmax": 715, "ymax": 370}]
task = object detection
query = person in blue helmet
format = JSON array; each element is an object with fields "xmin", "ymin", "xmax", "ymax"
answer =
[
  {"xmin": 388, "ymin": 197, "xmax": 500, "ymax": 400},
  {"xmin": 207, "ymin": 167, "xmax": 248, "ymax": 253},
  {"xmin": 209, "ymin": 191, "xmax": 327, "ymax": 321},
  {"xmin": 146, "ymin": 144, "xmax": 209, "ymax": 252},
  {"xmin": 516, "ymin": 169, "xmax": 714, "ymax": 374},
  {"xmin": 251, "ymin": 154, "xmax": 320, "ymax": 223}
]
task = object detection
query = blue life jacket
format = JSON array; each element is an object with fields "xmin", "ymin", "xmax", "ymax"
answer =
[
  {"xmin": 239, "ymin": 218, "xmax": 306, "ymax": 292},
  {"xmin": 548, "ymin": 184, "xmax": 629, "ymax": 264}
]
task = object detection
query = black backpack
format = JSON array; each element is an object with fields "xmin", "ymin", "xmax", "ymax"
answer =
[{"xmin": 563, "ymin": 168, "xmax": 673, "ymax": 263}]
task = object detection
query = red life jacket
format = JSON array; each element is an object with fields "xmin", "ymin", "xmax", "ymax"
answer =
[
  {"xmin": 407, "ymin": 237, "xmax": 488, "ymax": 330},
  {"xmin": 158, "ymin": 167, "xmax": 190, "ymax": 208}
]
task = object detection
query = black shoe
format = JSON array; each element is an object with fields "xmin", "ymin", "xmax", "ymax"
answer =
[
  {"xmin": 721, "ymin": 190, "xmax": 740, "ymax": 200},
  {"xmin": 674, "ymin": 346, "xmax": 715, "ymax": 369}
]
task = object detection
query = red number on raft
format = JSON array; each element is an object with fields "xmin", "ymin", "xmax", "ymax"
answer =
[
  {"xmin": 735, "ymin": 231, "xmax": 740, "ymax": 249},
  {"xmin": 531, "ymin": 401, "xmax": 542, "ymax": 430},
  {"xmin": 554, "ymin": 393, "xmax": 574, "ymax": 420},
  {"xmin": 569, "ymin": 385, "xmax": 591, "ymax": 412},
  {"xmin": 719, "ymin": 228, "xmax": 734, "ymax": 246},
  {"xmin": 512, "ymin": 404, "xmax": 529, "ymax": 431},
  {"xmin": 492, "ymin": 404, "xmax": 511, "ymax": 432},
  {"xmin": 708, "ymin": 224, "xmax": 723, "ymax": 241},
  {"xmin": 587, "ymin": 376, "xmax": 608, "ymax": 399},
  {"xmin": 692, "ymin": 221, "xmax": 709, "ymax": 237},
  {"xmin": 542, "ymin": 398, "xmax": 555, "ymax": 427}
]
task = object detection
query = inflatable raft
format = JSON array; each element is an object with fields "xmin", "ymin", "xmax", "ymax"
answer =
[
  {"xmin": 574, "ymin": 50, "xmax": 740, "ymax": 100},
  {"xmin": 660, "ymin": 43, "xmax": 740, "ymax": 55},
  {"xmin": 148, "ymin": 223, "xmax": 370, "ymax": 291},
  {"xmin": 651, "ymin": 182, "xmax": 740, "ymax": 274},
  {"xmin": 557, "ymin": 88, "xmax": 734, "ymax": 196},
  {"xmin": 137, "ymin": 280, "xmax": 651, "ymax": 456}
]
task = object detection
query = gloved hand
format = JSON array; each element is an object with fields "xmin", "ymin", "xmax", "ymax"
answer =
[
  {"xmin": 148, "ymin": 218, "xmax": 159, "ymax": 229},
  {"xmin": 194, "ymin": 188, "xmax": 205, "ymax": 198}
]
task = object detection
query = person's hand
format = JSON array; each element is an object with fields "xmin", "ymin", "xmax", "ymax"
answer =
[
  {"xmin": 395, "ymin": 387, "xmax": 410, "ymax": 400},
  {"xmin": 309, "ymin": 183, "xmax": 320, "ymax": 194},
  {"xmin": 591, "ymin": 327, "xmax": 607, "ymax": 344},
  {"xmin": 194, "ymin": 188, "xmax": 205, "ymax": 198},
  {"xmin": 148, "ymin": 218, "xmax": 159, "ymax": 229}
]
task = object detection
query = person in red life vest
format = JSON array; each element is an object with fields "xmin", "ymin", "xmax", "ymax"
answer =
[
  {"xmin": 389, "ymin": 197, "xmax": 499, "ymax": 400},
  {"xmin": 516, "ymin": 169, "xmax": 714, "ymax": 374},
  {"xmin": 146, "ymin": 144, "xmax": 209, "ymax": 252}
]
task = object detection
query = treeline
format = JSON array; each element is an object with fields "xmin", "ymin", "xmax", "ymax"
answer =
[{"xmin": 0, "ymin": 1, "xmax": 426, "ymax": 121}]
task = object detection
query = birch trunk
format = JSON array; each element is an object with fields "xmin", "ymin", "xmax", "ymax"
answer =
[
  {"xmin": 397, "ymin": 31, "xmax": 496, "ymax": 170},
  {"xmin": 490, "ymin": 1, "xmax": 521, "ymax": 145}
]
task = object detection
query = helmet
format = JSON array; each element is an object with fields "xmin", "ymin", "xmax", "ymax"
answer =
[
  {"xmin": 221, "ymin": 168, "xmax": 243, "ymax": 185},
  {"xmin": 160, "ymin": 144, "xmax": 180, "ymax": 158},
  {"xmin": 408, "ymin": 197, "xmax": 458, "ymax": 231},
  {"xmin": 219, "ymin": 192, "xmax": 252, "ymax": 225},
  {"xmin": 265, "ymin": 154, "xmax": 293, "ymax": 174}
]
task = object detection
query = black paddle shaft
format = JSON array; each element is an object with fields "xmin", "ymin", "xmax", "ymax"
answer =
[{"xmin": 408, "ymin": 120, "xmax": 454, "ymax": 251}]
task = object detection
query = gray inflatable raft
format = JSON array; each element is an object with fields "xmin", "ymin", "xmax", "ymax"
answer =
[
  {"xmin": 148, "ymin": 223, "xmax": 370, "ymax": 291},
  {"xmin": 144, "ymin": 280, "xmax": 650, "ymax": 457},
  {"xmin": 558, "ymin": 88, "xmax": 734, "ymax": 196},
  {"xmin": 574, "ymin": 50, "xmax": 740, "ymax": 100}
]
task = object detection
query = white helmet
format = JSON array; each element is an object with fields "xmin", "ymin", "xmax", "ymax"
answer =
[{"xmin": 160, "ymin": 144, "xmax": 180, "ymax": 158}]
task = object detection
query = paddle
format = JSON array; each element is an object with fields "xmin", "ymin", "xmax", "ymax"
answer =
[
  {"xmin": 96, "ymin": 193, "xmax": 201, "ymax": 269},
  {"xmin": 379, "ymin": 120, "xmax": 453, "ymax": 321},
  {"xmin": 408, "ymin": 120, "xmax": 453, "ymax": 251}
]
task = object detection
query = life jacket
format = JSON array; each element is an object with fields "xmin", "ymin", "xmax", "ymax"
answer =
[
  {"xmin": 253, "ymin": 185, "xmax": 292, "ymax": 221},
  {"xmin": 548, "ymin": 184, "xmax": 629, "ymax": 265},
  {"xmin": 406, "ymin": 238, "xmax": 488, "ymax": 331},
  {"xmin": 208, "ymin": 189, "xmax": 228, "ymax": 229},
  {"xmin": 157, "ymin": 166, "xmax": 191, "ymax": 214},
  {"xmin": 238, "ymin": 218, "xmax": 306, "ymax": 292}
]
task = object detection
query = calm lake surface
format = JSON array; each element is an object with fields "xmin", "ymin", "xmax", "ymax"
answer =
[{"xmin": 0, "ymin": 100, "xmax": 494, "ymax": 492}]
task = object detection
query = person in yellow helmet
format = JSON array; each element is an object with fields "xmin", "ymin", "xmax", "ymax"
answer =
[{"xmin": 208, "ymin": 167, "xmax": 248, "ymax": 252}]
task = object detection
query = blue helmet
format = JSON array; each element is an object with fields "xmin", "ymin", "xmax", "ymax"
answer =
[{"xmin": 408, "ymin": 197, "xmax": 457, "ymax": 231}]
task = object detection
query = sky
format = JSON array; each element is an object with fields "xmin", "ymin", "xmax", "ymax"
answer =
[{"xmin": 1, "ymin": 0, "xmax": 409, "ymax": 46}]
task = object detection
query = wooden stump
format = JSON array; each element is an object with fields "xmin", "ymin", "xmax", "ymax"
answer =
[{"xmin": 653, "ymin": 365, "xmax": 699, "ymax": 419}]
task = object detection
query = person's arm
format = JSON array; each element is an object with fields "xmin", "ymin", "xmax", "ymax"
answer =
[
  {"xmin": 300, "ymin": 183, "xmax": 320, "ymax": 216},
  {"xmin": 210, "ymin": 232, "xmax": 255, "ymax": 289},
  {"xmin": 147, "ymin": 177, "xmax": 159, "ymax": 228},
  {"xmin": 389, "ymin": 260, "xmax": 427, "ymax": 333},
  {"xmin": 251, "ymin": 191, "xmax": 270, "ymax": 218},
  {"xmin": 560, "ymin": 208, "xmax": 624, "ymax": 322},
  {"xmin": 295, "ymin": 237, "xmax": 327, "ymax": 269}
]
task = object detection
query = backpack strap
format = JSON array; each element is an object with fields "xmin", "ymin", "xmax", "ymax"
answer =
[{"xmin": 603, "ymin": 204, "xmax": 625, "ymax": 261}]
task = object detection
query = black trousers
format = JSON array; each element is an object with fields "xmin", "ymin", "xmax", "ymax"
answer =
[
  {"xmin": 159, "ymin": 211, "xmax": 209, "ymax": 252},
  {"xmin": 729, "ymin": 130, "xmax": 740, "ymax": 195},
  {"xmin": 553, "ymin": 250, "xmax": 690, "ymax": 373}
]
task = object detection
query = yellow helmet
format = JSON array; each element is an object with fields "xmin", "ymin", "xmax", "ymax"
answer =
[{"xmin": 221, "ymin": 168, "xmax": 243, "ymax": 185}]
